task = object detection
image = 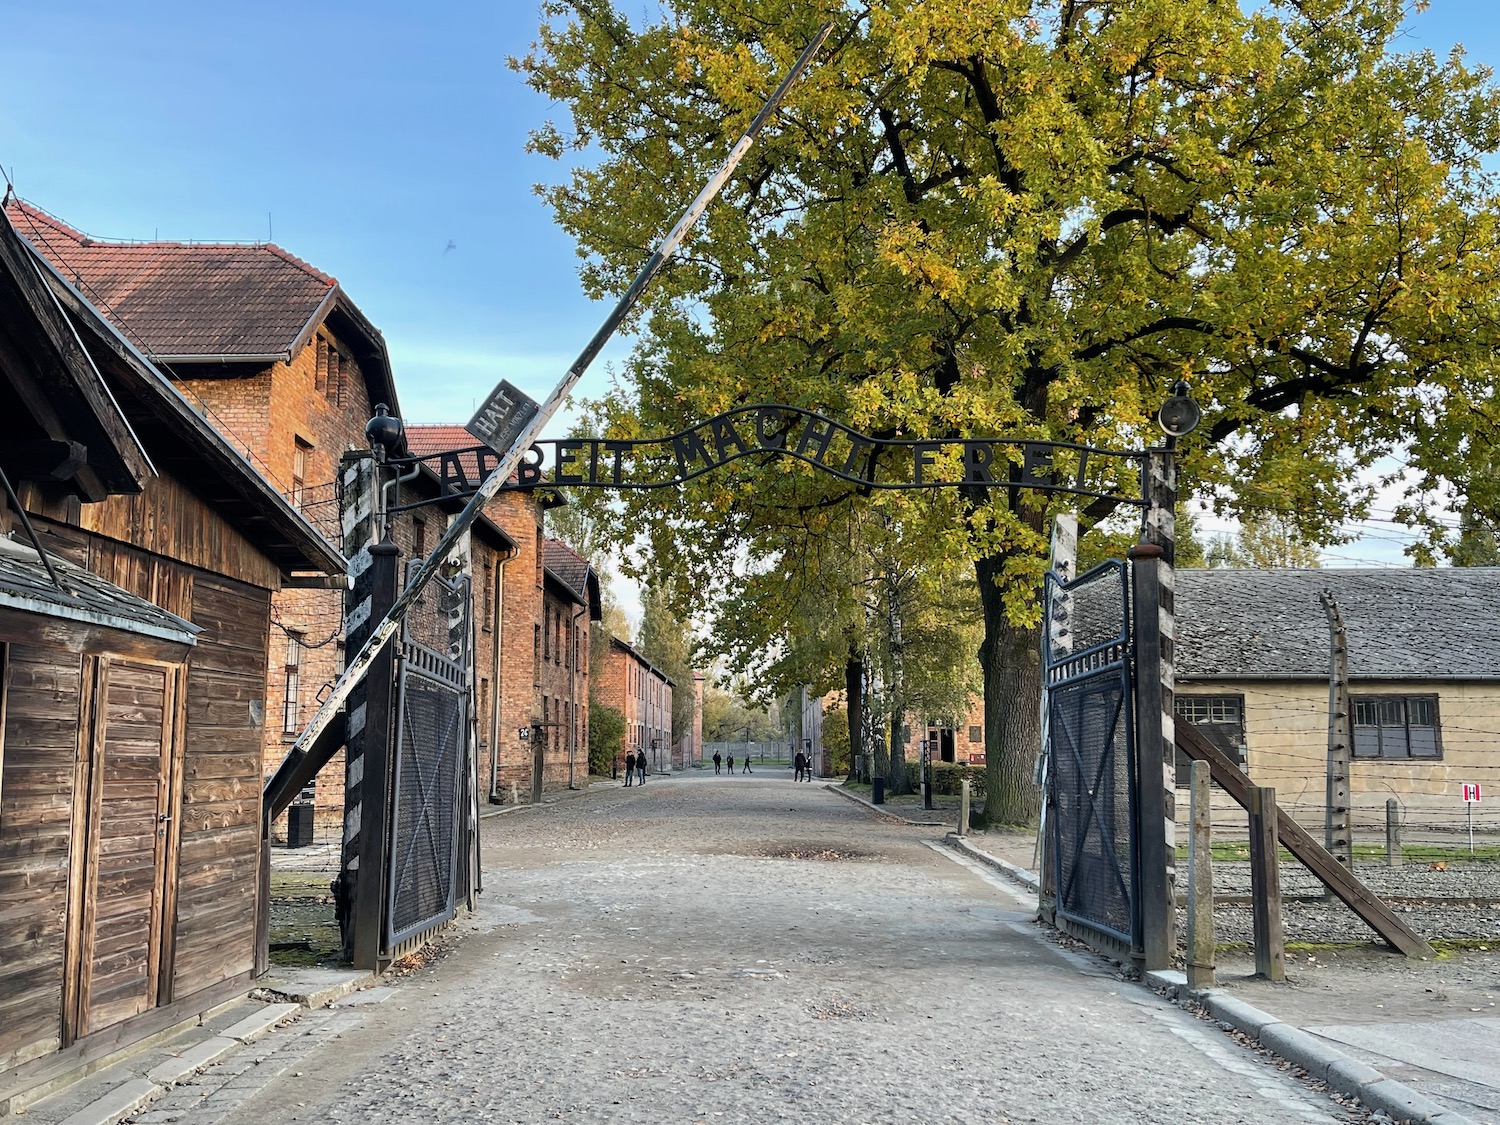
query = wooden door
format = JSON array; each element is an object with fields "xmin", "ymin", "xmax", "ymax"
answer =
[{"xmin": 69, "ymin": 657, "xmax": 181, "ymax": 1041}]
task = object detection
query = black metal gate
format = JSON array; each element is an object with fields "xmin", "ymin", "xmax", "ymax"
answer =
[
  {"xmin": 386, "ymin": 565, "xmax": 473, "ymax": 949},
  {"xmin": 1044, "ymin": 560, "xmax": 1139, "ymax": 949}
]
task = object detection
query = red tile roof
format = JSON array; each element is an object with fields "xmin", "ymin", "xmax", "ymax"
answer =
[
  {"xmin": 544, "ymin": 538, "xmax": 591, "ymax": 596},
  {"xmin": 4, "ymin": 198, "xmax": 337, "ymax": 360}
]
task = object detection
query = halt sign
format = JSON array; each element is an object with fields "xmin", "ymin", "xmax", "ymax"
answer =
[{"xmin": 1463, "ymin": 783, "xmax": 1483, "ymax": 803}]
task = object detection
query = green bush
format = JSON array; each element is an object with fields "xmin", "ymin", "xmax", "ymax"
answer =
[
  {"xmin": 930, "ymin": 762, "xmax": 986, "ymax": 799},
  {"xmin": 588, "ymin": 703, "xmax": 625, "ymax": 776}
]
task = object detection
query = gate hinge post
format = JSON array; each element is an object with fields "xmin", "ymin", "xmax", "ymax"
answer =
[{"xmin": 352, "ymin": 536, "xmax": 400, "ymax": 971}]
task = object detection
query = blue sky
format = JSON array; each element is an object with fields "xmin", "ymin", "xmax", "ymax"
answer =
[{"xmin": 2, "ymin": 1, "xmax": 1494, "ymax": 567}]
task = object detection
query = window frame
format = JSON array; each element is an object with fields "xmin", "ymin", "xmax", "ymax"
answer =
[
  {"xmin": 282, "ymin": 631, "xmax": 304, "ymax": 736},
  {"xmin": 1352, "ymin": 692, "xmax": 1443, "ymax": 761},
  {"xmin": 1173, "ymin": 692, "xmax": 1247, "ymax": 781}
]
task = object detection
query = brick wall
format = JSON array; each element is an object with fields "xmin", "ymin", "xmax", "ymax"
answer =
[
  {"xmin": 177, "ymin": 330, "xmax": 374, "ymax": 828},
  {"xmin": 486, "ymin": 490, "xmax": 546, "ymax": 802}
]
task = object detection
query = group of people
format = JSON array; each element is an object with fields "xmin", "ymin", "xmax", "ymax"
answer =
[
  {"xmin": 710, "ymin": 751, "xmax": 753, "ymax": 775},
  {"xmin": 621, "ymin": 750, "xmax": 648, "ymax": 786},
  {"xmin": 704, "ymin": 749, "xmax": 814, "ymax": 781}
]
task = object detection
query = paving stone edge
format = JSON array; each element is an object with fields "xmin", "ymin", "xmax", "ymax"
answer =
[
  {"xmin": 945, "ymin": 834, "xmax": 1042, "ymax": 891},
  {"xmin": 1144, "ymin": 969, "xmax": 1479, "ymax": 1125},
  {"xmin": 822, "ymin": 783, "xmax": 950, "ymax": 827}
]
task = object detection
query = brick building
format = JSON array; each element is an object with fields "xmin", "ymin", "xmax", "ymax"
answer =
[
  {"xmin": 403, "ymin": 427, "xmax": 601, "ymax": 802},
  {"xmin": 3, "ymin": 199, "xmax": 405, "ymax": 823},
  {"xmin": 598, "ymin": 636, "xmax": 675, "ymax": 774}
]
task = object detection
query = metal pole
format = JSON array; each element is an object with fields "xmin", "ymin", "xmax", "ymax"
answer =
[
  {"xmin": 1186, "ymin": 760, "xmax": 1215, "ymax": 991},
  {"xmin": 283, "ymin": 25, "xmax": 832, "ymax": 770}
]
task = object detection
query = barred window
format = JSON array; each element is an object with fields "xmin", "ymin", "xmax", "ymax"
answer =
[
  {"xmin": 968, "ymin": 725, "xmax": 983, "ymax": 744},
  {"xmin": 1176, "ymin": 696, "xmax": 1242, "ymax": 726},
  {"xmin": 1174, "ymin": 694, "xmax": 1246, "ymax": 782},
  {"xmin": 282, "ymin": 632, "xmax": 304, "ymax": 735},
  {"xmin": 1353, "ymin": 695, "xmax": 1441, "ymax": 759}
]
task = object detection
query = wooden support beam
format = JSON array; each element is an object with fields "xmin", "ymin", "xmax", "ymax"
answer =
[{"xmin": 1175, "ymin": 721, "xmax": 1434, "ymax": 959}]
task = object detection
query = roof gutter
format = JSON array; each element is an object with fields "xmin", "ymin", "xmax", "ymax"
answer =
[{"xmin": 152, "ymin": 352, "xmax": 293, "ymax": 365}]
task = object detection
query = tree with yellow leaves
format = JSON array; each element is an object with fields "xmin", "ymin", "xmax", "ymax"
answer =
[{"xmin": 517, "ymin": 0, "xmax": 1500, "ymax": 823}]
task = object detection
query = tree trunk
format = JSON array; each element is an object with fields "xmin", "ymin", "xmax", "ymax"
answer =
[
  {"xmin": 845, "ymin": 652, "xmax": 864, "ymax": 781},
  {"xmin": 885, "ymin": 574, "xmax": 913, "ymax": 796},
  {"xmin": 976, "ymin": 553, "xmax": 1043, "ymax": 826}
]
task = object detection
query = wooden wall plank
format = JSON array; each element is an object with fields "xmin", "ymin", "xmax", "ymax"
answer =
[{"xmin": 0, "ymin": 645, "xmax": 81, "ymax": 1064}]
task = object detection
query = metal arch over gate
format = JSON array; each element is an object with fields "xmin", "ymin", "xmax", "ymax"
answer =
[
  {"xmin": 1044, "ymin": 560, "xmax": 1140, "ymax": 951},
  {"xmin": 386, "ymin": 564, "xmax": 472, "ymax": 949}
]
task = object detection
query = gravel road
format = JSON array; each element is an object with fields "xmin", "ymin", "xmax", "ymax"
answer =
[{"xmin": 171, "ymin": 773, "xmax": 1389, "ymax": 1125}]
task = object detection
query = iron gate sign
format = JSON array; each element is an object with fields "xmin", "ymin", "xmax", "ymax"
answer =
[
  {"xmin": 1044, "ymin": 559, "xmax": 1140, "ymax": 949},
  {"xmin": 386, "ymin": 567, "xmax": 471, "ymax": 948},
  {"xmin": 391, "ymin": 404, "xmax": 1150, "ymax": 510}
]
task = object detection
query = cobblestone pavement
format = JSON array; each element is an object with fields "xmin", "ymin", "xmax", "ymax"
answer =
[{"xmin": 138, "ymin": 774, "xmax": 1382, "ymax": 1125}]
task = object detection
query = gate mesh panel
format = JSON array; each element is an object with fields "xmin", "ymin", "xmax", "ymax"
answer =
[
  {"xmin": 388, "ymin": 657, "xmax": 464, "ymax": 943},
  {"xmin": 1045, "ymin": 560, "xmax": 1137, "ymax": 947},
  {"xmin": 1050, "ymin": 673, "xmax": 1134, "ymax": 942},
  {"xmin": 388, "ymin": 566, "xmax": 472, "ymax": 948}
]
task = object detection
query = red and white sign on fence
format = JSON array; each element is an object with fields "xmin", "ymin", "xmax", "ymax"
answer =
[{"xmin": 1462, "ymin": 783, "xmax": 1483, "ymax": 804}]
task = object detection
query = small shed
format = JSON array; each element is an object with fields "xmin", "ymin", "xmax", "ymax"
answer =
[{"xmin": 0, "ymin": 208, "xmax": 341, "ymax": 1101}]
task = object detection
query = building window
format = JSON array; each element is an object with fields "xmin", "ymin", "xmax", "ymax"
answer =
[
  {"xmin": 1174, "ymin": 694, "xmax": 1247, "ymax": 782},
  {"xmin": 534, "ymin": 623, "xmax": 541, "ymax": 681},
  {"xmin": 968, "ymin": 725, "xmax": 983, "ymax": 743},
  {"xmin": 543, "ymin": 607, "xmax": 552, "ymax": 663},
  {"xmin": 315, "ymin": 336, "xmax": 329, "ymax": 394},
  {"xmin": 283, "ymin": 632, "xmax": 304, "ymax": 735},
  {"xmin": 1353, "ymin": 695, "xmax": 1441, "ymax": 759},
  {"xmin": 412, "ymin": 516, "xmax": 427, "ymax": 558},
  {"xmin": 292, "ymin": 437, "xmax": 312, "ymax": 508}
]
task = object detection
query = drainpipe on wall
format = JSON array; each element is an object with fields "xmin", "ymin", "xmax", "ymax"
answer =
[
  {"xmin": 568, "ymin": 602, "xmax": 585, "ymax": 789},
  {"xmin": 489, "ymin": 553, "xmax": 507, "ymax": 802}
]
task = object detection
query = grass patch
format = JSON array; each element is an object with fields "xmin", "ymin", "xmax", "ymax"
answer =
[
  {"xmin": 268, "ymin": 871, "xmax": 344, "ymax": 967},
  {"xmin": 1175, "ymin": 840, "xmax": 1500, "ymax": 864}
]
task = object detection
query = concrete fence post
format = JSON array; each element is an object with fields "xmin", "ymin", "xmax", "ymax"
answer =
[
  {"xmin": 1248, "ymin": 785, "xmax": 1286, "ymax": 982},
  {"xmin": 1186, "ymin": 760, "xmax": 1215, "ymax": 991},
  {"xmin": 959, "ymin": 778, "xmax": 971, "ymax": 838}
]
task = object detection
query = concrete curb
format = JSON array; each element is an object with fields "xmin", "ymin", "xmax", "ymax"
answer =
[
  {"xmin": 822, "ymin": 783, "xmax": 950, "ymax": 827},
  {"xmin": 54, "ymin": 1079, "xmax": 159, "ymax": 1125},
  {"xmin": 1145, "ymin": 970, "xmax": 1478, "ymax": 1125},
  {"xmin": 251, "ymin": 967, "xmax": 376, "ymax": 1009},
  {"xmin": 945, "ymin": 834, "xmax": 1042, "ymax": 891},
  {"xmin": 220, "ymin": 1003, "xmax": 302, "ymax": 1044}
]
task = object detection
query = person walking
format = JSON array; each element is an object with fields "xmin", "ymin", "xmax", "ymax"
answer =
[
  {"xmin": 793, "ymin": 750, "xmax": 805, "ymax": 782},
  {"xmin": 727, "ymin": 754, "xmax": 735, "ymax": 775},
  {"xmin": 713, "ymin": 750, "xmax": 722, "ymax": 775},
  {"xmin": 742, "ymin": 752, "xmax": 753, "ymax": 775},
  {"xmin": 637, "ymin": 749, "xmax": 647, "ymax": 785},
  {"xmin": 623, "ymin": 749, "xmax": 635, "ymax": 786}
]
